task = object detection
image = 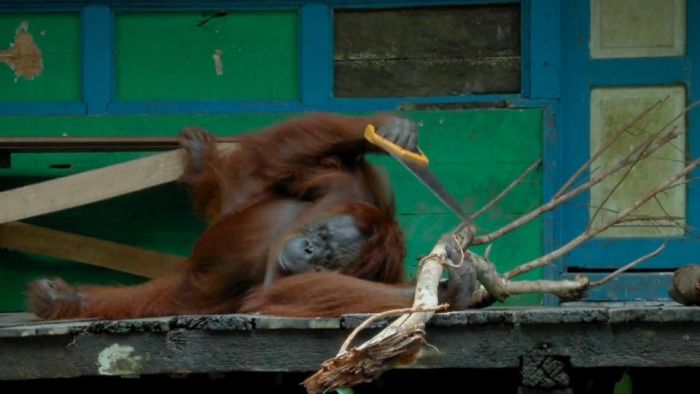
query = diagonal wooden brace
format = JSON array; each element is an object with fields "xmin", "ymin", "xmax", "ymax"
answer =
[
  {"xmin": 0, "ymin": 143, "xmax": 238, "ymax": 277},
  {"xmin": 0, "ymin": 222, "xmax": 182, "ymax": 278},
  {"xmin": 0, "ymin": 144, "xmax": 234, "ymax": 224}
]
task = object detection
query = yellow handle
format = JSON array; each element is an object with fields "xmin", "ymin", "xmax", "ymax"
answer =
[{"xmin": 364, "ymin": 124, "xmax": 429, "ymax": 166}]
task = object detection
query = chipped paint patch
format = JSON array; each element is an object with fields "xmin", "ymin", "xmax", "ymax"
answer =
[
  {"xmin": 97, "ymin": 344, "xmax": 143, "ymax": 376},
  {"xmin": 0, "ymin": 21, "xmax": 44, "ymax": 80},
  {"xmin": 212, "ymin": 49, "xmax": 223, "ymax": 76}
]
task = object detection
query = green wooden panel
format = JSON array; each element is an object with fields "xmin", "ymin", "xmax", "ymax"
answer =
[
  {"xmin": 115, "ymin": 12, "xmax": 299, "ymax": 101},
  {"xmin": 0, "ymin": 109, "xmax": 543, "ymax": 311},
  {"xmin": 0, "ymin": 13, "xmax": 81, "ymax": 102},
  {"xmin": 392, "ymin": 109, "xmax": 543, "ymax": 306},
  {"xmin": 372, "ymin": 109, "xmax": 542, "ymax": 215}
]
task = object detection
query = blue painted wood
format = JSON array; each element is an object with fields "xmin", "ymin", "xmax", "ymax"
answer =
[
  {"xmin": 557, "ymin": 0, "xmax": 590, "ymax": 260},
  {"xmin": 557, "ymin": 0, "xmax": 699, "ymax": 273},
  {"xmin": 587, "ymin": 59, "xmax": 686, "ymax": 85},
  {"xmin": 82, "ymin": 5, "xmax": 113, "ymax": 114},
  {"xmin": 568, "ymin": 239, "xmax": 697, "ymax": 271},
  {"xmin": 525, "ymin": 0, "xmax": 562, "ymax": 305},
  {"xmin": 526, "ymin": 0, "xmax": 560, "ymax": 99},
  {"xmin": 519, "ymin": 0, "xmax": 531, "ymax": 97},
  {"xmin": 330, "ymin": 94, "xmax": 519, "ymax": 110},
  {"xmin": 542, "ymin": 103, "xmax": 563, "ymax": 306},
  {"xmin": 687, "ymin": 0, "xmax": 700, "ymax": 235},
  {"xmin": 108, "ymin": 95, "xmax": 525, "ymax": 114},
  {"xmin": 300, "ymin": 3, "xmax": 332, "ymax": 107},
  {"xmin": 561, "ymin": 273, "xmax": 672, "ymax": 302}
]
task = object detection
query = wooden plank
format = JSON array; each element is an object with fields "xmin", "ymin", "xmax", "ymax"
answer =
[
  {"xmin": 334, "ymin": 5, "xmax": 520, "ymax": 97},
  {"xmin": 334, "ymin": 6, "xmax": 520, "ymax": 60},
  {"xmin": 0, "ymin": 307, "xmax": 699, "ymax": 381},
  {"xmin": 0, "ymin": 136, "xmax": 239, "ymax": 152},
  {"xmin": 335, "ymin": 57, "xmax": 520, "ymax": 97},
  {"xmin": 0, "ymin": 222, "xmax": 182, "ymax": 278},
  {"xmin": 0, "ymin": 143, "xmax": 237, "ymax": 224}
]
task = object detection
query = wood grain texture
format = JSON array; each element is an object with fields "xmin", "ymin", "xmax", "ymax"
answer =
[
  {"xmin": 334, "ymin": 5, "xmax": 520, "ymax": 97},
  {"xmin": 0, "ymin": 144, "xmax": 237, "ymax": 224},
  {"xmin": 0, "ymin": 222, "xmax": 181, "ymax": 278},
  {"xmin": 0, "ymin": 307, "xmax": 698, "ymax": 380}
]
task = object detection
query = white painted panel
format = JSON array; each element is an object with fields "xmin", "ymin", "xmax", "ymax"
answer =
[
  {"xmin": 591, "ymin": 0, "xmax": 685, "ymax": 58},
  {"xmin": 590, "ymin": 86, "xmax": 686, "ymax": 237}
]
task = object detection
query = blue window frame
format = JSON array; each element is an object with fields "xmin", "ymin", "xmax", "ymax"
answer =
[
  {"xmin": 0, "ymin": 0, "xmax": 561, "ymax": 115},
  {"xmin": 556, "ymin": 0, "xmax": 699, "ymax": 301}
]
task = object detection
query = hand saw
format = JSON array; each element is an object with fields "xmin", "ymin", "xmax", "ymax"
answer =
[{"xmin": 364, "ymin": 124, "xmax": 468, "ymax": 221}]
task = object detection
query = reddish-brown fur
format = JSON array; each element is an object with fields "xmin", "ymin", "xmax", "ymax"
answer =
[
  {"xmin": 240, "ymin": 272, "xmax": 414, "ymax": 318},
  {"xmin": 27, "ymin": 113, "xmax": 414, "ymax": 320}
]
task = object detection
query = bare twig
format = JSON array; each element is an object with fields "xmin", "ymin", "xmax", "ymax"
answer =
[
  {"xmin": 590, "ymin": 243, "xmax": 666, "ymax": 287},
  {"xmin": 653, "ymin": 100, "xmax": 700, "ymax": 159},
  {"xmin": 473, "ymin": 128, "xmax": 681, "ymax": 246},
  {"xmin": 338, "ymin": 304, "xmax": 448, "ymax": 356},
  {"xmin": 471, "ymin": 158, "xmax": 542, "ymax": 220},
  {"xmin": 649, "ymin": 195, "xmax": 687, "ymax": 235},
  {"xmin": 506, "ymin": 160, "xmax": 698, "ymax": 279},
  {"xmin": 588, "ymin": 127, "xmax": 670, "ymax": 229},
  {"xmin": 470, "ymin": 243, "xmax": 665, "ymax": 306},
  {"xmin": 305, "ymin": 231, "xmax": 471, "ymax": 393},
  {"xmin": 553, "ymin": 99, "xmax": 664, "ymax": 199},
  {"xmin": 484, "ymin": 244, "xmax": 493, "ymax": 261},
  {"xmin": 619, "ymin": 215, "xmax": 684, "ymax": 222}
]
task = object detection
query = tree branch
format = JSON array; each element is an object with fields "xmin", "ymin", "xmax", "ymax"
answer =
[
  {"xmin": 473, "ymin": 129, "xmax": 681, "ymax": 245},
  {"xmin": 590, "ymin": 243, "xmax": 666, "ymax": 287},
  {"xmin": 554, "ymin": 99, "xmax": 664, "ymax": 199},
  {"xmin": 506, "ymin": 160, "xmax": 697, "ymax": 279},
  {"xmin": 470, "ymin": 243, "xmax": 666, "ymax": 307},
  {"xmin": 470, "ymin": 158, "xmax": 542, "ymax": 220},
  {"xmin": 304, "ymin": 232, "xmax": 469, "ymax": 393}
]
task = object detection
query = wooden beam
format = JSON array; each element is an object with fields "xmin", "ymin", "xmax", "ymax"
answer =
[
  {"xmin": 0, "ymin": 136, "xmax": 240, "ymax": 152},
  {"xmin": 0, "ymin": 143, "xmax": 238, "ymax": 224},
  {"xmin": 0, "ymin": 222, "xmax": 182, "ymax": 278}
]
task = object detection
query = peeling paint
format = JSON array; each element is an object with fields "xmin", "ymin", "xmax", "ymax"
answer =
[
  {"xmin": 212, "ymin": 49, "xmax": 223, "ymax": 76},
  {"xmin": 97, "ymin": 344, "xmax": 143, "ymax": 376},
  {"xmin": 0, "ymin": 21, "xmax": 43, "ymax": 80}
]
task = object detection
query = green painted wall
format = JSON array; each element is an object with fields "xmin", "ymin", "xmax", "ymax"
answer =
[
  {"xmin": 0, "ymin": 11, "xmax": 543, "ymax": 312},
  {"xmin": 115, "ymin": 11, "xmax": 299, "ymax": 101},
  {"xmin": 0, "ymin": 109, "xmax": 542, "ymax": 311},
  {"xmin": 0, "ymin": 13, "xmax": 81, "ymax": 102}
]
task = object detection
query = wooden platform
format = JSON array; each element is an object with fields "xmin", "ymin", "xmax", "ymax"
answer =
[{"xmin": 1, "ymin": 305, "xmax": 699, "ymax": 386}]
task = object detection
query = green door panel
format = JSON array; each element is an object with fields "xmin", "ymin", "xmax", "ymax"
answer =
[
  {"xmin": 0, "ymin": 109, "xmax": 543, "ymax": 311},
  {"xmin": 115, "ymin": 11, "xmax": 299, "ymax": 101}
]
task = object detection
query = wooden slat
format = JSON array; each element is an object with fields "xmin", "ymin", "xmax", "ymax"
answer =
[
  {"xmin": 334, "ymin": 5, "xmax": 521, "ymax": 97},
  {"xmin": 0, "ymin": 137, "xmax": 240, "ymax": 152},
  {"xmin": 0, "ymin": 222, "xmax": 182, "ymax": 278},
  {"xmin": 0, "ymin": 143, "xmax": 238, "ymax": 224}
]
